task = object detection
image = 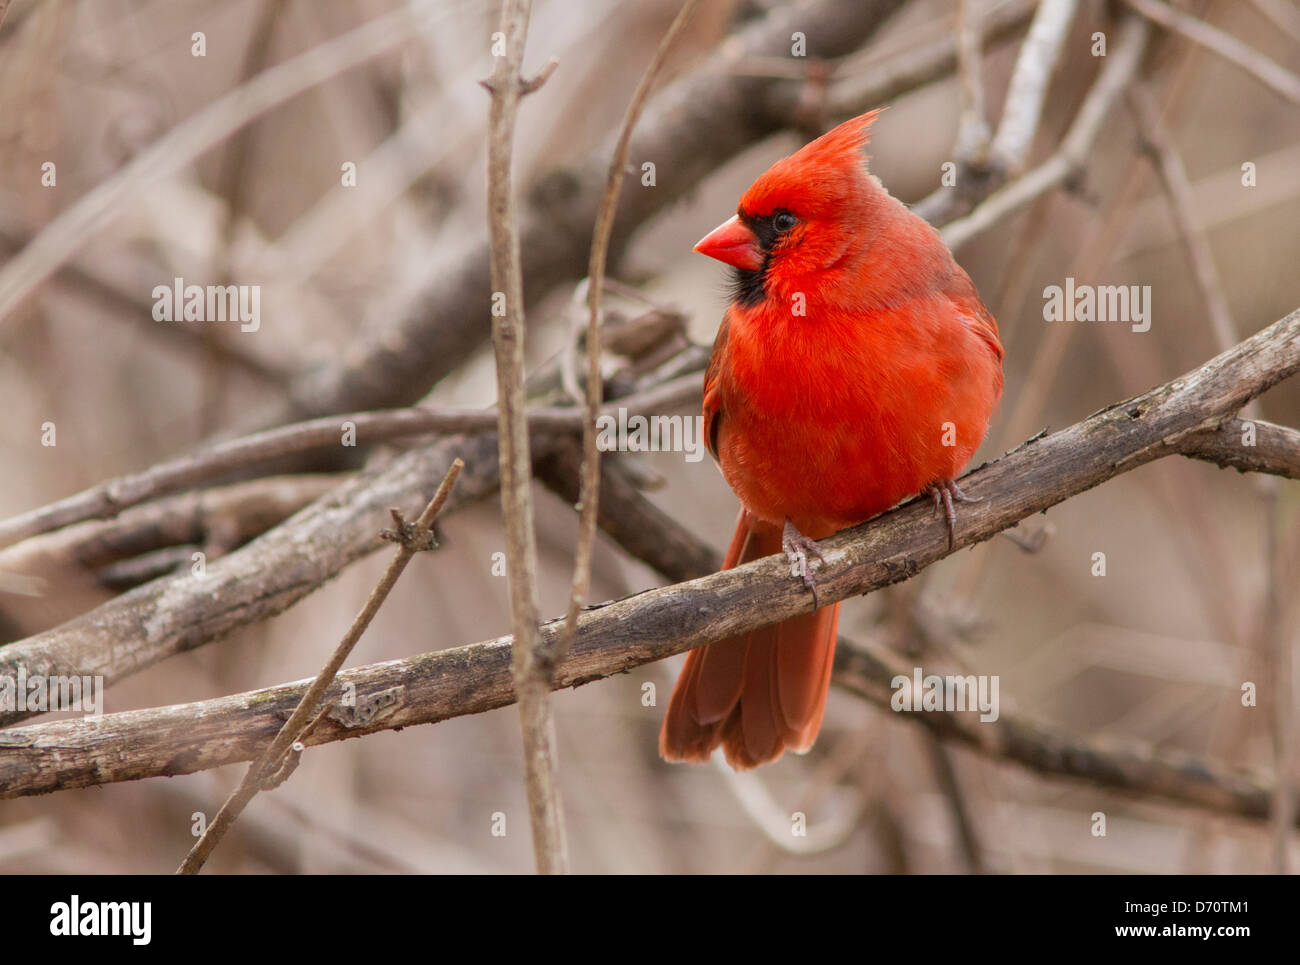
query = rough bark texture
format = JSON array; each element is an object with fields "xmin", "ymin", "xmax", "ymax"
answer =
[
  {"xmin": 3, "ymin": 310, "xmax": 1295, "ymax": 812},
  {"xmin": 0, "ymin": 434, "xmax": 504, "ymax": 726}
]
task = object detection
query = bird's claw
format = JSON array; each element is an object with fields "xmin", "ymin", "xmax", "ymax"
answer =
[
  {"xmin": 782, "ymin": 519, "xmax": 825, "ymax": 608},
  {"xmin": 924, "ymin": 479, "xmax": 980, "ymax": 550}
]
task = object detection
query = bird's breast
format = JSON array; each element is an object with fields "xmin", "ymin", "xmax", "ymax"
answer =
[{"xmin": 714, "ymin": 299, "xmax": 1000, "ymax": 535}]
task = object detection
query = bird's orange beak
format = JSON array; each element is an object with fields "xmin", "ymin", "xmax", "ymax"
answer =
[{"xmin": 693, "ymin": 215, "xmax": 763, "ymax": 271}]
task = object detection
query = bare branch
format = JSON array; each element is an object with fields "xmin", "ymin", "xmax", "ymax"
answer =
[
  {"xmin": 484, "ymin": 0, "xmax": 567, "ymax": 875},
  {"xmin": 989, "ymin": 0, "xmax": 1078, "ymax": 170},
  {"xmin": 556, "ymin": 0, "xmax": 701, "ymax": 696},
  {"xmin": 0, "ymin": 475, "xmax": 341, "ymax": 578},
  {"xmin": 536, "ymin": 443, "xmax": 718, "ymax": 584},
  {"xmin": 176, "ymin": 459, "xmax": 463, "ymax": 875},
  {"xmin": 941, "ymin": 15, "xmax": 1151, "ymax": 250},
  {"xmin": 0, "ymin": 435, "xmax": 503, "ymax": 728},
  {"xmin": 0, "ymin": 3, "xmax": 455, "ymax": 326},
  {"xmin": 9, "ymin": 609, "xmax": 1288, "ymax": 826},
  {"xmin": 824, "ymin": 0, "xmax": 1038, "ymax": 115},
  {"xmin": 0, "ymin": 475, "xmax": 342, "ymax": 633},
  {"xmin": 285, "ymin": 0, "xmax": 908, "ymax": 420},
  {"xmin": 0, "ymin": 375, "xmax": 701, "ymax": 551},
  {"xmin": 1127, "ymin": 84, "xmax": 1239, "ymax": 364},
  {"xmin": 4, "ymin": 310, "xmax": 1298, "ymax": 822},
  {"xmin": 954, "ymin": 0, "xmax": 992, "ymax": 162},
  {"xmin": 1124, "ymin": 0, "xmax": 1300, "ymax": 104},
  {"xmin": 912, "ymin": 0, "xmax": 1077, "ymax": 225},
  {"xmin": 0, "ymin": 360, "xmax": 702, "ymax": 729},
  {"xmin": 1178, "ymin": 419, "xmax": 1300, "ymax": 480}
]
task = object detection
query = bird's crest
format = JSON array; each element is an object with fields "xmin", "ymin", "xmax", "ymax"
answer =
[{"xmin": 738, "ymin": 110, "xmax": 883, "ymax": 220}]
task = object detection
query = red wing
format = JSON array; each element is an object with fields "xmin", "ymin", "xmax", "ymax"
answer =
[
  {"xmin": 945, "ymin": 270, "xmax": 1003, "ymax": 358},
  {"xmin": 944, "ymin": 268, "xmax": 1005, "ymax": 396},
  {"xmin": 702, "ymin": 312, "xmax": 730, "ymax": 463}
]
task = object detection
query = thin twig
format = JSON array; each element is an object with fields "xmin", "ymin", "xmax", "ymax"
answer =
[
  {"xmin": 825, "ymin": 0, "xmax": 1037, "ymax": 115},
  {"xmin": 284, "ymin": 0, "xmax": 907, "ymax": 420},
  {"xmin": 0, "ymin": 2, "xmax": 459, "ymax": 326},
  {"xmin": 483, "ymin": 0, "xmax": 567, "ymax": 875},
  {"xmin": 716, "ymin": 752, "xmax": 869, "ymax": 856},
  {"xmin": 1124, "ymin": 0, "xmax": 1300, "ymax": 104},
  {"xmin": 0, "ymin": 374, "xmax": 701, "ymax": 551},
  {"xmin": 942, "ymin": 14, "xmax": 1151, "ymax": 250},
  {"xmin": 197, "ymin": 0, "xmax": 288, "ymax": 437},
  {"xmin": 175, "ymin": 458, "xmax": 463, "ymax": 874},
  {"xmin": 924, "ymin": 733, "xmax": 986, "ymax": 873},
  {"xmin": 1262, "ymin": 482, "xmax": 1293, "ymax": 871},
  {"xmin": 555, "ymin": 0, "xmax": 701, "ymax": 686},
  {"xmin": 954, "ymin": 0, "xmax": 991, "ymax": 162},
  {"xmin": 912, "ymin": 0, "xmax": 1077, "ymax": 225},
  {"xmin": 1127, "ymin": 83, "xmax": 1239, "ymax": 371},
  {"xmin": 1127, "ymin": 80, "xmax": 1295, "ymax": 869}
]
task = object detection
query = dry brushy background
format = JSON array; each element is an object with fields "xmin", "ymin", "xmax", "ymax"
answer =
[{"xmin": 0, "ymin": 0, "xmax": 1297, "ymax": 873}]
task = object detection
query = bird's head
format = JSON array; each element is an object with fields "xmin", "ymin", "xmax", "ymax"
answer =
[{"xmin": 693, "ymin": 111, "xmax": 885, "ymax": 307}]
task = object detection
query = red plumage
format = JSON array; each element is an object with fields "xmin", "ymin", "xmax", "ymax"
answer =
[{"xmin": 660, "ymin": 111, "xmax": 1004, "ymax": 770}]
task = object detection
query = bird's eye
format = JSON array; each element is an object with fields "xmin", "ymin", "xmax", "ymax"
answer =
[{"xmin": 773, "ymin": 212, "xmax": 797, "ymax": 232}]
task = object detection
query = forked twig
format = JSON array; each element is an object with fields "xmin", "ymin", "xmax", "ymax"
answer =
[
  {"xmin": 176, "ymin": 459, "xmax": 463, "ymax": 874},
  {"xmin": 941, "ymin": 14, "xmax": 1150, "ymax": 249}
]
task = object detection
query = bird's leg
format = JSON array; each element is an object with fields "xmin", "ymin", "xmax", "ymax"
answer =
[
  {"xmin": 782, "ymin": 519, "xmax": 825, "ymax": 608},
  {"xmin": 923, "ymin": 478, "xmax": 980, "ymax": 549}
]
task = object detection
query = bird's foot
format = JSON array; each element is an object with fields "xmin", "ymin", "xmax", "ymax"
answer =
[
  {"xmin": 924, "ymin": 478, "xmax": 980, "ymax": 550},
  {"xmin": 782, "ymin": 519, "xmax": 825, "ymax": 608}
]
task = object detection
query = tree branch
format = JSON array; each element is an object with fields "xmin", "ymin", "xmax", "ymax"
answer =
[
  {"xmin": 940, "ymin": 14, "xmax": 1151, "ymax": 250},
  {"xmin": 823, "ymin": 0, "xmax": 1037, "ymax": 116},
  {"xmin": 988, "ymin": 0, "xmax": 1078, "ymax": 171},
  {"xmin": 0, "ymin": 475, "xmax": 342, "ymax": 578},
  {"xmin": 0, "ymin": 375, "xmax": 700, "ymax": 551},
  {"xmin": 4, "ymin": 310, "xmax": 1297, "ymax": 822},
  {"xmin": 0, "ymin": 434, "xmax": 504, "ymax": 727},
  {"xmin": 1124, "ymin": 0, "xmax": 1300, "ymax": 104},
  {"xmin": 0, "ymin": 2, "xmax": 452, "ymax": 327},
  {"xmin": 1177, "ymin": 419, "xmax": 1300, "ymax": 480},
  {"xmin": 284, "ymin": 0, "xmax": 908, "ymax": 420},
  {"xmin": 953, "ymin": 0, "xmax": 991, "ymax": 163},
  {"xmin": 914, "ymin": 0, "xmax": 1078, "ymax": 226},
  {"xmin": 0, "ymin": 356, "xmax": 704, "ymax": 728},
  {"xmin": 175, "ymin": 459, "xmax": 463, "ymax": 874},
  {"xmin": 484, "ymin": 0, "xmax": 567, "ymax": 875},
  {"xmin": 557, "ymin": 0, "xmax": 701, "ymax": 704}
]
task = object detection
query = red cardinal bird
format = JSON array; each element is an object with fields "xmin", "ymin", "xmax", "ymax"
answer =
[{"xmin": 660, "ymin": 111, "xmax": 1004, "ymax": 769}]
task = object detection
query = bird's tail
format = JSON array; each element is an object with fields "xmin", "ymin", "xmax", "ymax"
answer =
[{"xmin": 659, "ymin": 510, "xmax": 839, "ymax": 769}]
